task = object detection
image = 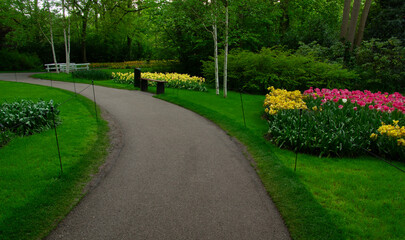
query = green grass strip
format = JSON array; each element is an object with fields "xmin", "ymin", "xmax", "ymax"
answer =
[{"xmin": 0, "ymin": 81, "xmax": 109, "ymax": 240}]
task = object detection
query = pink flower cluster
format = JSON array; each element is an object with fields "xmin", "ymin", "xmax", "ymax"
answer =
[{"xmin": 303, "ymin": 87, "xmax": 405, "ymax": 114}]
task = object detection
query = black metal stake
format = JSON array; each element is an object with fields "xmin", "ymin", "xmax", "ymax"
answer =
[
  {"xmin": 240, "ymin": 90, "xmax": 247, "ymax": 128},
  {"xmin": 92, "ymin": 80, "xmax": 98, "ymax": 121},
  {"xmin": 51, "ymin": 106, "xmax": 63, "ymax": 175},
  {"xmin": 294, "ymin": 108, "xmax": 303, "ymax": 172}
]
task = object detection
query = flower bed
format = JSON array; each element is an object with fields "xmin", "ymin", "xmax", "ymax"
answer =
[
  {"xmin": 264, "ymin": 87, "xmax": 405, "ymax": 160},
  {"xmin": 112, "ymin": 72, "xmax": 207, "ymax": 92}
]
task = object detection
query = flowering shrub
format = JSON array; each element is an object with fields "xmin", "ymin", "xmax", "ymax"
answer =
[
  {"xmin": 265, "ymin": 87, "xmax": 405, "ymax": 160},
  {"xmin": 112, "ymin": 72, "xmax": 207, "ymax": 92}
]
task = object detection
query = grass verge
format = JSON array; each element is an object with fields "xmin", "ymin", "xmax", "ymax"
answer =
[
  {"xmin": 31, "ymin": 72, "xmax": 136, "ymax": 90},
  {"xmin": 0, "ymin": 81, "xmax": 109, "ymax": 240},
  {"xmin": 156, "ymin": 87, "xmax": 405, "ymax": 240}
]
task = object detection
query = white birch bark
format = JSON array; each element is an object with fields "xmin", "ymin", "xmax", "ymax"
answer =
[
  {"xmin": 223, "ymin": 0, "xmax": 228, "ymax": 98},
  {"xmin": 62, "ymin": 0, "xmax": 71, "ymax": 73},
  {"xmin": 40, "ymin": 0, "xmax": 59, "ymax": 73},
  {"xmin": 213, "ymin": 17, "xmax": 219, "ymax": 95}
]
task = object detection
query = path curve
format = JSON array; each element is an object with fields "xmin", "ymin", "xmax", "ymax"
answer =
[{"xmin": 1, "ymin": 73, "xmax": 290, "ymax": 240}]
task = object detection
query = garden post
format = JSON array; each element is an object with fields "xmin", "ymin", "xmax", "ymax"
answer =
[{"xmin": 134, "ymin": 68, "xmax": 141, "ymax": 88}]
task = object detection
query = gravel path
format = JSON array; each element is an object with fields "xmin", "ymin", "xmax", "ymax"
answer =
[{"xmin": 1, "ymin": 73, "xmax": 290, "ymax": 240}]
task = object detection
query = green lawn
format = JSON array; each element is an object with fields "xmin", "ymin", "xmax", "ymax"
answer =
[
  {"xmin": 32, "ymin": 72, "xmax": 136, "ymax": 90},
  {"xmin": 156, "ymin": 88, "xmax": 405, "ymax": 240},
  {"xmin": 0, "ymin": 81, "xmax": 109, "ymax": 240}
]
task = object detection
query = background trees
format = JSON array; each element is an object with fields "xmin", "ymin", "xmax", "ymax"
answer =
[{"xmin": 1, "ymin": 0, "xmax": 404, "ymax": 92}]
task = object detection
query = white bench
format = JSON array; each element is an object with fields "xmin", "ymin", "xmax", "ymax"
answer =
[{"xmin": 45, "ymin": 63, "xmax": 90, "ymax": 72}]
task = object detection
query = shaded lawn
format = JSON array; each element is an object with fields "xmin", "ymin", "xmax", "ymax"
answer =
[{"xmin": 0, "ymin": 81, "xmax": 109, "ymax": 240}]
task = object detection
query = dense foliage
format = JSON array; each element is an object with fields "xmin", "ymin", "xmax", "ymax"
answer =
[
  {"xmin": 202, "ymin": 48, "xmax": 359, "ymax": 93},
  {"xmin": 0, "ymin": 99, "xmax": 60, "ymax": 146},
  {"xmin": 264, "ymin": 87, "xmax": 405, "ymax": 160},
  {"xmin": 0, "ymin": 50, "xmax": 42, "ymax": 71},
  {"xmin": 91, "ymin": 60, "xmax": 182, "ymax": 73},
  {"xmin": 72, "ymin": 70, "xmax": 111, "ymax": 80},
  {"xmin": 112, "ymin": 72, "xmax": 207, "ymax": 91},
  {"xmin": 297, "ymin": 38, "xmax": 405, "ymax": 92}
]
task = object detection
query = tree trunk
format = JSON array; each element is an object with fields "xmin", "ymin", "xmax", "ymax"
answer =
[
  {"xmin": 340, "ymin": 0, "xmax": 352, "ymax": 41},
  {"xmin": 355, "ymin": 0, "xmax": 372, "ymax": 47},
  {"xmin": 223, "ymin": 0, "xmax": 228, "ymax": 98},
  {"xmin": 346, "ymin": 0, "xmax": 361, "ymax": 50},
  {"xmin": 49, "ymin": 15, "xmax": 59, "ymax": 73},
  {"xmin": 213, "ymin": 21, "xmax": 219, "ymax": 95},
  {"xmin": 62, "ymin": 0, "xmax": 70, "ymax": 74}
]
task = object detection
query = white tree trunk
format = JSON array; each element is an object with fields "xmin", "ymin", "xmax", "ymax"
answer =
[
  {"xmin": 50, "ymin": 21, "xmax": 59, "ymax": 73},
  {"xmin": 62, "ymin": 0, "xmax": 70, "ymax": 74},
  {"xmin": 213, "ymin": 22, "xmax": 219, "ymax": 95},
  {"xmin": 223, "ymin": 0, "xmax": 228, "ymax": 98}
]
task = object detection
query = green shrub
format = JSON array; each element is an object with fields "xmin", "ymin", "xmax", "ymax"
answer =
[
  {"xmin": 354, "ymin": 38, "xmax": 405, "ymax": 92},
  {"xmin": 72, "ymin": 70, "xmax": 111, "ymax": 80},
  {"xmin": 296, "ymin": 38, "xmax": 405, "ymax": 92},
  {"xmin": 0, "ymin": 50, "xmax": 42, "ymax": 71},
  {"xmin": 0, "ymin": 99, "xmax": 60, "ymax": 145},
  {"xmin": 202, "ymin": 48, "xmax": 359, "ymax": 93}
]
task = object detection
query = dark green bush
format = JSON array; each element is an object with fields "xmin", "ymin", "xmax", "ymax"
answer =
[
  {"xmin": 354, "ymin": 38, "xmax": 405, "ymax": 92},
  {"xmin": 0, "ymin": 50, "xmax": 42, "ymax": 71},
  {"xmin": 202, "ymin": 48, "xmax": 359, "ymax": 93},
  {"xmin": 0, "ymin": 99, "xmax": 60, "ymax": 146},
  {"xmin": 72, "ymin": 70, "xmax": 111, "ymax": 80},
  {"xmin": 296, "ymin": 38, "xmax": 405, "ymax": 92}
]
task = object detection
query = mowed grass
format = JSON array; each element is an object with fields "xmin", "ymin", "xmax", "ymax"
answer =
[
  {"xmin": 0, "ymin": 81, "xmax": 109, "ymax": 240},
  {"xmin": 156, "ymin": 87, "xmax": 405, "ymax": 240},
  {"xmin": 32, "ymin": 72, "xmax": 136, "ymax": 90}
]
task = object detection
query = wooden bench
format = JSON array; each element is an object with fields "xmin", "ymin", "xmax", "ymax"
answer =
[{"xmin": 134, "ymin": 68, "xmax": 167, "ymax": 94}]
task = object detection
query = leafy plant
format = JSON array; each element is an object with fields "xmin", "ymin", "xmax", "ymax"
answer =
[
  {"xmin": 72, "ymin": 70, "xmax": 111, "ymax": 80},
  {"xmin": 0, "ymin": 99, "xmax": 60, "ymax": 146},
  {"xmin": 202, "ymin": 48, "xmax": 359, "ymax": 93}
]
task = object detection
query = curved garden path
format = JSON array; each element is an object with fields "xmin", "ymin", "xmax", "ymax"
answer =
[{"xmin": 0, "ymin": 73, "xmax": 290, "ymax": 240}]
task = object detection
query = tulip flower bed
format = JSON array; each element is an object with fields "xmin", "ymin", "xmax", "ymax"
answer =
[
  {"xmin": 264, "ymin": 87, "xmax": 405, "ymax": 160},
  {"xmin": 112, "ymin": 72, "xmax": 207, "ymax": 92}
]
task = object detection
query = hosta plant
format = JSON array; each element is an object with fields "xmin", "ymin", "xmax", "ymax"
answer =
[{"xmin": 0, "ymin": 99, "xmax": 60, "ymax": 146}]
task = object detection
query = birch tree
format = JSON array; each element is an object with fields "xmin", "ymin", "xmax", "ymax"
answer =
[
  {"xmin": 39, "ymin": 0, "xmax": 59, "ymax": 73},
  {"xmin": 62, "ymin": 0, "xmax": 71, "ymax": 73},
  {"xmin": 223, "ymin": 0, "xmax": 228, "ymax": 98}
]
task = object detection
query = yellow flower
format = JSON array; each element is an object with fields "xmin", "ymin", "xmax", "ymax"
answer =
[{"xmin": 370, "ymin": 133, "xmax": 378, "ymax": 141}]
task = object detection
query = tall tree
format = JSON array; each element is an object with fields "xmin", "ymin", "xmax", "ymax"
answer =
[
  {"xmin": 340, "ymin": 0, "xmax": 352, "ymax": 40},
  {"xmin": 355, "ymin": 0, "xmax": 373, "ymax": 46},
  {"xmin": 39, "ymin": 0, "xmax": 59, "ymax": 73},
  {"xmin": 223, "ymin": 0, "xmax": 228, "ymax": 98},
  {"xmin": 346, "ymin": 0, "xmax": 362, "ymax": 49},
  {"xmin": 62, "ymin": 0, "xmax": 71, "ymax": 73}
]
